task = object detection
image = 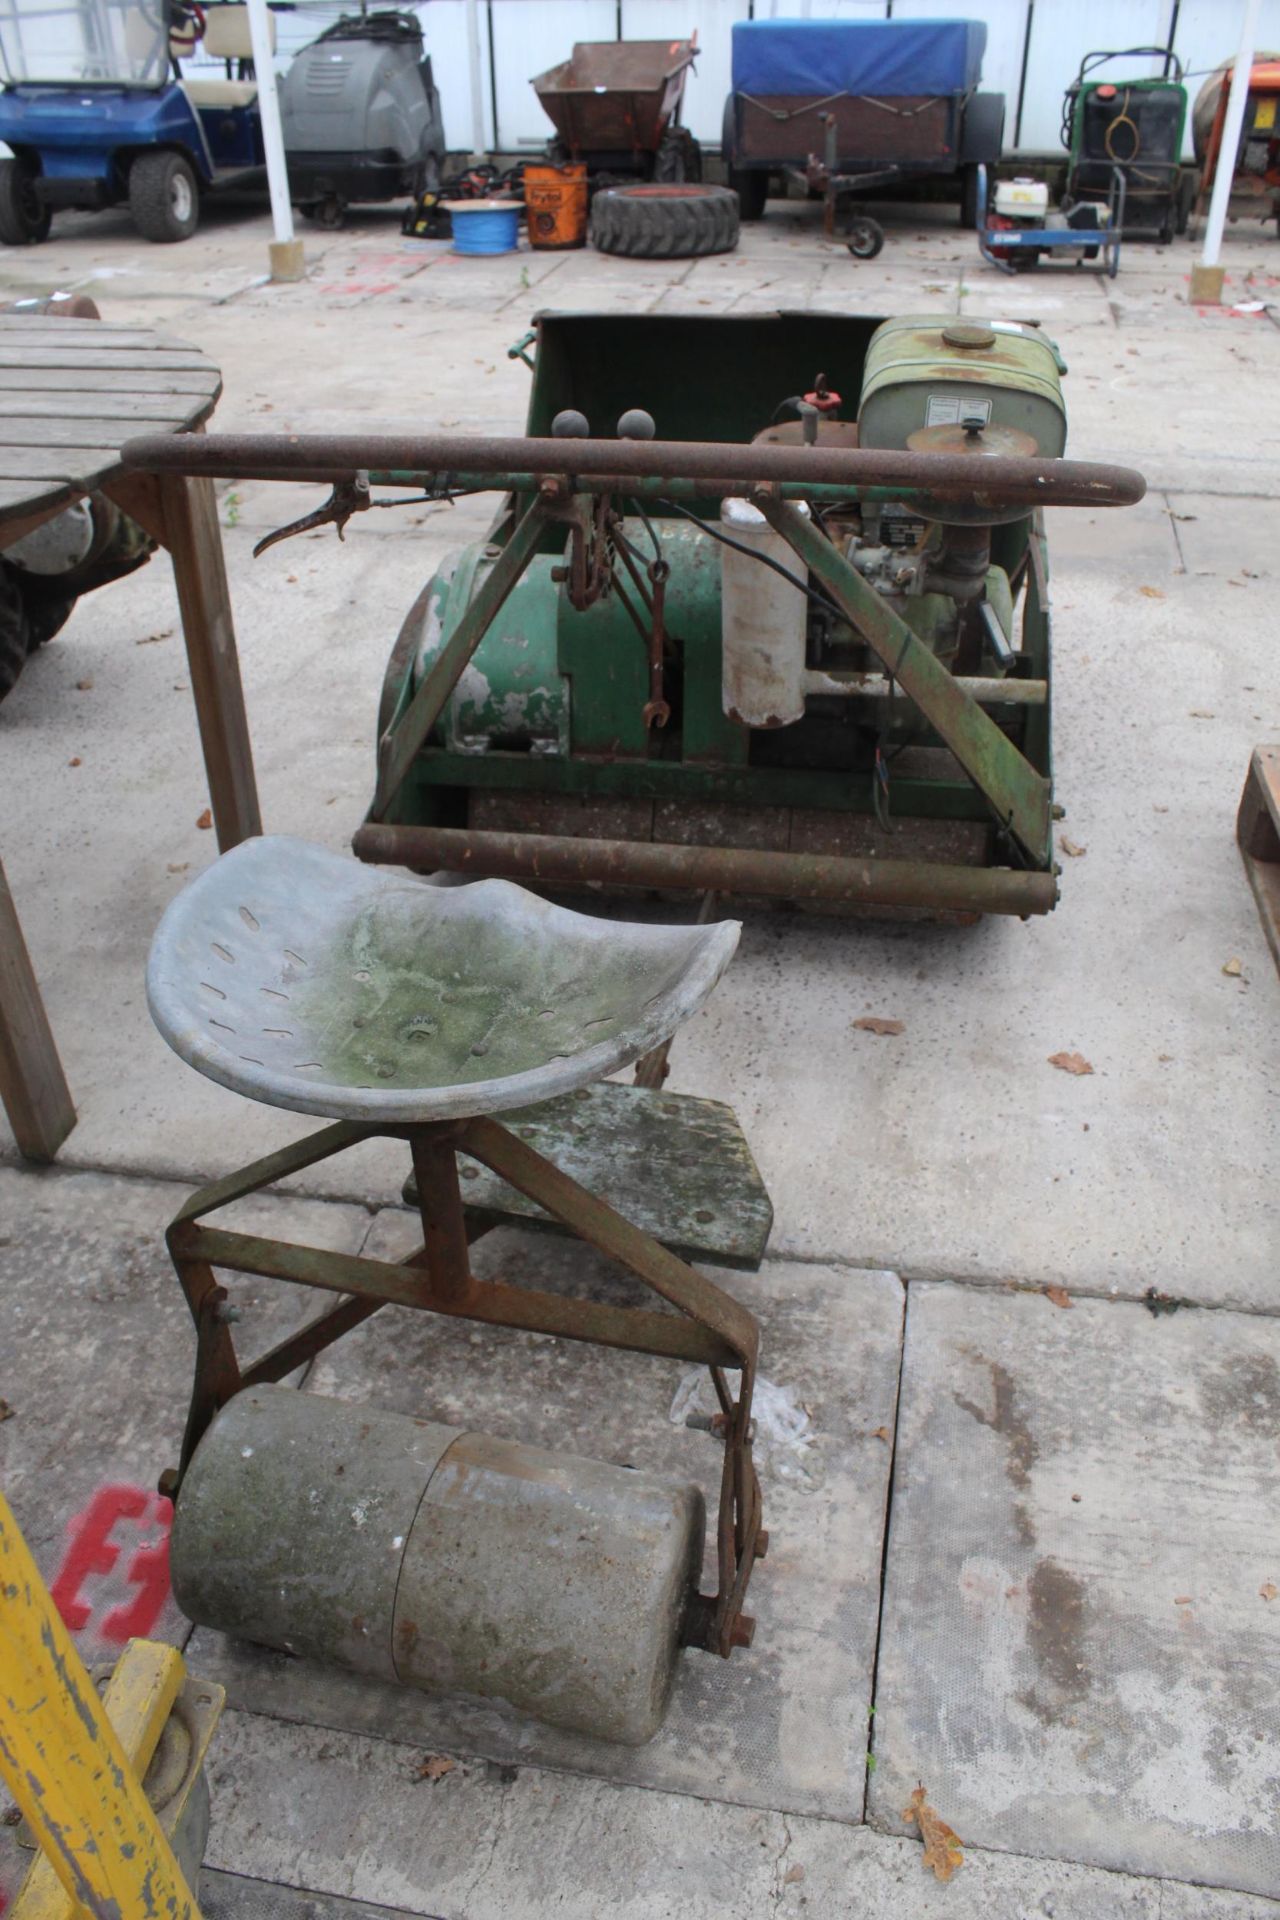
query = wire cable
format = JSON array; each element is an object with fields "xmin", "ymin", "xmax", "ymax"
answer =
[{"xmin": 656, "ymin": 498, "xmax": 846, "ymax": 620}]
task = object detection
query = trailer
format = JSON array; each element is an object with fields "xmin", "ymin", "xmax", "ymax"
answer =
[{"xmin": 721, "ymin": 18, "xmax": 1005, "ymax": 239}]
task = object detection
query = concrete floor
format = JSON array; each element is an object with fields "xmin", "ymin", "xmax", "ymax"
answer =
[{"xmin": 0, "ymin": 194, "xmax": 1278, "ymax": 1916}]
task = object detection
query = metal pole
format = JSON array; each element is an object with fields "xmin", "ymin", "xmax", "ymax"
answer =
[
  {"xmin": 1195, "ymin": 0, "xmax": 1261, "ymax": 296},
  {"xmin": 245, "ymin": 0, "xmax": 303, "ymax": 283},
  {"xmin": 466, "ymin": 0, "xmax": 488, "ymax": 162}
]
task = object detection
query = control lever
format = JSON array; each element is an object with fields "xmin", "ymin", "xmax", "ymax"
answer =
[{"xmin": 253, "ymin": 471, "xmax": 372, "ymax": 558}]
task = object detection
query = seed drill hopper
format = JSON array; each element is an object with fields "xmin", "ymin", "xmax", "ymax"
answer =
[{"xmin": 129, "ymin": 311, "xmax": 1144, "ymax": 923}]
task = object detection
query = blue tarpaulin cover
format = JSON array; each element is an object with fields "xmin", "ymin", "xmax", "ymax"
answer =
[{"xmin": 731, "ymin": 19, "xmax": 986, "ymax": 98}]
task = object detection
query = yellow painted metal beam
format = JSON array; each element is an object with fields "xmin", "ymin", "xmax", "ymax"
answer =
[{"xmin": 0, "ymin": 1492, "xmax": 203, "ymax": 1920}]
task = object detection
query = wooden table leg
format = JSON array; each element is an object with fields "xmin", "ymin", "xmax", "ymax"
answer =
[
  {"xmin": 157, "ymin": 470, "xmax": 262, "ymax": 853},
  {"xmin": 0, "ymin": 853, "xmax": 75, "ymax": 1161}
]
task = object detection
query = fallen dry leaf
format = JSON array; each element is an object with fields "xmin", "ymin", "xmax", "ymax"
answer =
[
  {"xmin": 413, "ymin": 1754, "xmax": 456, "ymax": 1783},
  {"xmin": 1261, "ymin": 1582, "xmax": 1278, "ymax": 1603},
  {"xmin": 784, "ymin": 1864, "xmax": 806, "ymax": 1885},
  {"xmin": 903, "ymin": 1785, "xmax": 963, "ymax": 1883},
  {"xmin": 1174, "ymin": 1595, "xmax": 1193, "ymax": 1606},
  {"xmin": 167, "ymin": 863, "xmax": 189, "ymax": 875},
  {"xmin": 75, "ymin": 677, "xmax": 94, "ymax": 690},
  {"xmin": 0, "ymin": 1399, "xmax": 13, "ymax": 1422},
  {"xmin": 195, "ymin": 809, "xmax": 213, "ymax": 831},
  {"xmin": 1222, "ymin": 958, "xmax": 1243, "ymax": 977},
  {"xmin": 1044, "ymin": 1285, "xmax": 1073, "ymax": 1310},
  {"xmin": 68, "ymin": 757, "xmax": 81, "ymax": 768},
  {"xmin": 1049, "ymin": 1051, "xmax": 1093, "ymax": 1076},
  {"xmin": 871, "ymin": 1425, "xmax": 891, "ymax": 1443},
  {"xmin": 1138, "ymin": 585, "xmax": 1165, "ymax": 599},
  {"xmin": 1060, "ymin": 836, "xmax": 1087, "ymax": 858},
  {"xmin": 1189, "ymin": 709, "xmax": 1215, "ymax": 719},
  {"xmin": 853, "ymin": 1017, "xmax": 905, "ymax": 1037},
  {"xmin": 135, "ymin": 628, "xmax": 172, "ymax": 646}
]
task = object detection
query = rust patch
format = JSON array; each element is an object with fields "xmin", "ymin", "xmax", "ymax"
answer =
[
  {"xmin": 954, "ymin": 1358, "xmax": 1038, "ymax": 1544},
  {"xmin": 1019, "ymin": 1557, "xmax": 1090, "ymax": 1725}
]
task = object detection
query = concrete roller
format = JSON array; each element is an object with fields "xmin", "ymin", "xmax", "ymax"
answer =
[{"xmin": 170, "ymin": 1385, "xmax": 706, "ymax": 1745}]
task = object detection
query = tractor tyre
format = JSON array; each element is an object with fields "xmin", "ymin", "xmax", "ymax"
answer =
[
  {"xmin": 590, "ymin": 183, "xmax": 739, "ymax": 258},
  {"xmin": 0, "ymin": 569, "xmax": 32, "ymax": 704},
  {"xmin": 129, "ymin": 151, "xmax": 200, "ymax": 243},
  {"xmin": 0, "ymin": 159, "xmax": 51, "ymax": 245},
  {"xmin": 654, "ymin": 129, "xmax": 702, "ymax": 184}
]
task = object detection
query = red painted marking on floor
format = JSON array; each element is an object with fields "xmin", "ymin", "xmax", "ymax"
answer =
[{"xmin": 48, "ymin": 1484, "xmax": 174, "ymax": 1640}]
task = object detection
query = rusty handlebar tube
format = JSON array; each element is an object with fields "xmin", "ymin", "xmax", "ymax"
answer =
[{"xmin": 123, "ymin": 431, "xmax": 1145, "ymax": 513}]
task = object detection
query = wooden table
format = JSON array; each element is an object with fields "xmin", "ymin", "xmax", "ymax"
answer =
[{"xmin": 0, "ymin": 315, "xmax": 261, "ymax": 1162}]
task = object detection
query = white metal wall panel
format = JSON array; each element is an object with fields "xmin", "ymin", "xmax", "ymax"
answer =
[
  {"xmin": 489, "ymin": 0, "xmax": 617, "ymax": 149},
  {"xmin": 1017, "ymin": 0, "xmax": 1173, "ymax": 152},
  {"xmin": 618, "ymin": 0, "xmax": 751, "ymax": 146}
]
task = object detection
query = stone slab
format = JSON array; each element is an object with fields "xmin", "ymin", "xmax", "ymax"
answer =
[
  {"xmin": 113, "ymin": 1708, "xmax": 1280, "ymax": 1920},
  {"xmin": 186, "ymin": 1240, "xmax": 903, "ymax": 1823},
  {"xmin": 869, "ymin": 1282, "xmax": 1280, "ymax": 1896},
  {"xmin": 406, "ymin": 1081, "xmax": 774, "ymax": 1271},
  {"xmin": 0, "ymin": 1166, "xmax": 371, "ymax": 1668}
]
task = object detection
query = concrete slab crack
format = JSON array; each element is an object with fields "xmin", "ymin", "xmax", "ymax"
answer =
[{"xmin": 771, "ymin": 1812, "xmax": 795, "ymax": 1913}]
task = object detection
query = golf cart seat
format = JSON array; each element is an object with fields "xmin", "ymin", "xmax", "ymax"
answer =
[{"xmin": 182, "ymin": 5, "xmax": 271, "ymax": 113}]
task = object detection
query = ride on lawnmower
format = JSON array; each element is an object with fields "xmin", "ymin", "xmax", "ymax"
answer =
[
  {"xmin": 128, "ymin": 310, "xmax": 1145, "ymax": 923},
  {"xmin": 0, "ymin": 0, "xmax": 445, "ymax": 245}
]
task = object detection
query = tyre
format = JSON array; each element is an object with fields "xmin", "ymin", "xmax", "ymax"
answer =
[
  {"xmin": 728, "ymin": 168, "xmax": 767, "ymax": 221},
  {"xmin": 129, "ymin": 150, "xmax": 200, "ymax": 243},
  {"xmin": 0, "ymin": 568, "xmax": 32, "ymax": 704},
  {"xmin": 960, "ymin": 163, "xmax": 980, "ymax": 230},
  {"xmin": 0, "ymin": 159, "xmax": 51, "ymax": 246},
  {"xmin": 24, "ymin": 593, "xmax": 75, "ymax": 650},
  {"xmin": 590, "ymin": 184, "xmax": 739, "ymax": 259},
  {"xmin": 845, "ymin": 215, "xmax": 885, "ymax": 260},
  {"xmin": 654, "ymin": 129, "xmax": 702, "ymax": 185}
]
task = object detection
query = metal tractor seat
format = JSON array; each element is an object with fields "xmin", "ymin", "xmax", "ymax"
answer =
[{"xmin": 149, "ymin": 836, "xmax": 771, "ymax": 1745}]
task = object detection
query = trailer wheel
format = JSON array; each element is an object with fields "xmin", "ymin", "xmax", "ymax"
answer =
[
  {"xmin": 845, "ymin": 215, "xmax": 885, "ymax": 260},
  {"xmin": 590, "ymin": 184, "xmax": 739, "ymax": 258},
  {"xmin": 129, "ymin": 151, "xmax": 200, "ymax": 244},
  {"xmin": 0, "ymin": 160, "xmax": 51, "ymax": 246},
  {"xmin": 728, "ymin": 169, "xmax": 767, "ymax": 221}
]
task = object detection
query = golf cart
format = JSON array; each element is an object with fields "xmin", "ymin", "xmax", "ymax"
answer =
[
  {"xmin": 0, "ymin": 0, "xmax": 269, "ymax": 243},
  {"xmin": 0, "ymin": 0, "xmax": 448, "ymax": 245}
]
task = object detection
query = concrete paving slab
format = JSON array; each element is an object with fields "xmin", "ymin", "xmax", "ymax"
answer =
[
  {"xmin": 186, "ymin": 1242, "xmax": 902, "ymax": 1823},
  {"xmin": 0, "ymin": 1166, "xmax": 371, "ymax": 1667},
  {"xmin": 72, "ymin": 1707, "xmax": 1273, "ymax": 1920},
  {"xmin": 869, "ymin": 1282, "xmax": 1280, "ymax": 1896}
]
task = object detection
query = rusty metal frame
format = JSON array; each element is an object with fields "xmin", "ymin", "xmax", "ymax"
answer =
[{"xmin": 163, "ymin": 1115, "xmax": 764, "ymax": 1661}]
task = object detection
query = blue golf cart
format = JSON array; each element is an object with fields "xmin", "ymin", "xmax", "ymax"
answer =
[{"xmin": 0, "ymin": 0, "xmax": 269, "ymax": 244}]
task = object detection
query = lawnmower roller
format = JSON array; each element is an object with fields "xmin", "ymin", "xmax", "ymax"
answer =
[{"xmin": 172, "ymin": 1385, "xmax": 703, "ymax": 1744}]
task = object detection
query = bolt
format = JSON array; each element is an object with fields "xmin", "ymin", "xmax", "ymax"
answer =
[
  {"xmin": 214, "ymin": 1301, "xmax": 243, "ymax": 1325},
  {"xmin": 684, "ymin": 1411, "xmax": 726, "ymax": 1435},
  {"xmin": 158, "ymin": 1467, "xmax": 180, "ymax": 1500}
]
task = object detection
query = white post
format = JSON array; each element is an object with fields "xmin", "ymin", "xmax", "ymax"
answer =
[
  {"xmin": 466, "ymin": 0, "xmax": 488, "ymax": 162},
  {"xmin": 1192, "ymin": 0, "xmax": 1261, "ymax": 301},
  {"xmin": 245, "ymin": 0, "xmax": 304, "ymax": 281}
]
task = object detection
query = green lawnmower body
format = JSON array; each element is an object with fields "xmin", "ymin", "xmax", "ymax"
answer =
[{"xmin": 373, "ymin": 310, "xmax": 1059, "ymax": 917}]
